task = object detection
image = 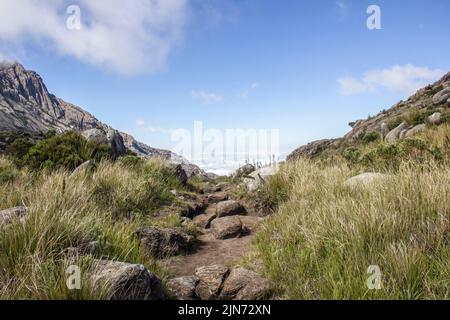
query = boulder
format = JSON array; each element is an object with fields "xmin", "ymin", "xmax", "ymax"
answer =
[
  {"xmin": 233, "ymin": 164, "xmax": 256, "ymax": 179},
  {"xmin": 219, "ymin": 267, "xmax": 271, "ymax": 300},
  {"xmin": 166, "ymin": 276, "xmax": 199, "ymax": 300},
  {"xmin": 385, "ymin": 122, "xmax": 408, "ymax": 143},
  {"xmin": 243, "ymin": 164, "xmax": 280, "ymax": 192},
  {"xmin": 344, "ymin": 173, "xmax": 389, "ymax": 188},
  {"xmin": 194, "ymin": 265, "xmax": 229, "ymax": 300},
  {"xmin": 106, "ymin": 129, "xmax": 127, "ymax": 157},
  {"xmin": 89, "ymin": 259, "xmax": 165, "ymax": 300},
  {"xmin": 0, "ymin": 206, "xmax": 28, "ymax": 229},
  {"xmin": 215, "ymin": 200, "xmax": 246, "ymax": 218},
  {"xmin": 210, "ymin": 216, "xmax": 243, "ymax": 239},
  {"xmin": 135, "ymin": 227, "xmax": 194, "ymax": 258},
  {"xmin": 428, "ymin": 112, "xmax": 442, "ymax": 125},
  {"xmin": 405, "ymin": 124, "xmax": 427, "ymax": 138},
  {"xmin": 82, "ymin": 128, "xmax": 108, "ymax": 145},
  {"xmin": 193, "ymin": 210, "xmax": 217, "ymax": 229},
  {"xmin": 432, "ymin": 87, "xmax": 450, "ymax": 105},
  {"xmin": 206, "ymin": 191, "xmax": 229, "ymax": 204}
]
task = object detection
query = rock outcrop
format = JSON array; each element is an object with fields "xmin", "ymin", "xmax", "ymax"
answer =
[
  {"xmin": 88, "ymin": 259, "xmax": 165, "ymax": 300},
  {"xmin": 0, "ymin": 62, "xmax": 205, "ymax": 176},
  {"xmin": 135, "ymin": 227, "xmax": 194, "ymax": 258}
]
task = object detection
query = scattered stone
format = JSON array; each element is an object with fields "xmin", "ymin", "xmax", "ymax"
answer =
[
  {"xmin": 385, "ymin": 121, "xmax": 408, "ymax": 143},
  {"xmin": 344, "ymin": 173, "xmax": 389, "ymax": 188},
  {"xmin": 193, "ymin": 210, "xmax": 217, "ymax": 229},
  {"xmin": 216, "ymin": 200, "xmax": 246, "ymax": 218},
  {"xmin": 0, "ymin": 206, "xmax": 28, "ymax": 229},
  {"xmin": 135, "ymin": 227, "xmax": 194, "ymax": 258},
  {"xmin": 166, "ymin": 276, "xmax": 199, "ymax": 300},
  {"xmin": 428, "ymin": 112, "xmax": 442, "ymax": 125},
  {"xmin": 194, "ymin": 265, "xmax": 229, "ymax": 300},
  {"xmin": 210, "ymin": 216, "xmax": 243, "ymax": 239},
  {"xmin": 432, "ymin": 87, "xmax": 450, "ymax": 105},
  {"xmin": 180, "ymin": 217, "xmax": 192, "ymax": 227},
  {"xmin": 219, "ymin": 267, "xmax": 271, "ymax": 300},
  {"xmin": 207, "ymin": 191, "xmax": 229, "ymax": 204},
  {"xmin": 89, "ymin": 259, "xmax": 165, "ymax": 300},
  {"xmin": 405, "ymin": 124, "xmax": 427, "ymax": 138}
]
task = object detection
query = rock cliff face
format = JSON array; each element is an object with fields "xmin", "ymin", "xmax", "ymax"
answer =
[
  {"xmin": 287, "ymin": 71, "xmax": 450, "ymax": 161},
  {"xmin": 0, "ymin": 62, "xmax": 205, "ymax": 176}
]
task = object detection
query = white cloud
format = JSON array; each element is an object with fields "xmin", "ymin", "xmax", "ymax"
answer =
[
  {"xmin": 191, "ymin": 90, "xmax": 224, "ymax": 104},
  {"xmin": 135, "ymin": 118, "xmax": 146, "ymax": 126},
  {"xmin": 0, "ymin": 0, "xmax": 189, "ymax": 75},
  {"xmin": 338, "ymin": 65, "xmax": 445, "ymax": 96},
  {"xmin": 238, "ymin": 82, "xmax": 260, "ymax": 99}
]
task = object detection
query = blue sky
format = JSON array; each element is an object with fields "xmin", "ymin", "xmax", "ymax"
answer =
[{"xmin": 0, "ymin": 0, "xmax": 449, "ymax": 172}]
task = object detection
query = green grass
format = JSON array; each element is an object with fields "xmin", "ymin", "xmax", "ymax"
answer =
[
  {"xmin": 255, "ymin": 126, "xmax": 450, "ymax": 299},
  {"xmin": 0, "ymin": 157, "xmax": 186, "ymax": 299}
]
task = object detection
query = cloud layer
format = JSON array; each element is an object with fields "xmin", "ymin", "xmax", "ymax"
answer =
[
  {"xmin": 338, "ymin": 65, "xmax": 445, "ymax": 96},
  {"xmin": 0, "ymin": 0, "xmax": 188, "ymax": 75},
  {"xmin": 191, "ymin": 90, "xmax": 224, "ymax": 104}
]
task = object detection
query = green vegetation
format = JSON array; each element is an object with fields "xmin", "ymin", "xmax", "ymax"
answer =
[
  {"xmin": 256, "ymin": 124, "xmax": 450, "ymax": 299},
  {"xmin": 0, "ymin": 148, "xmax": 190, "ymax": 299}
]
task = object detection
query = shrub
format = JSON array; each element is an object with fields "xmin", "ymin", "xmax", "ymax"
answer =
[
  {"xmin": 21, "ymin": 131, "xmax": 111, "ymax": 170},
  {"xmin": 361, "ymin": 132, "xmax": 380, "ymax": 144}
]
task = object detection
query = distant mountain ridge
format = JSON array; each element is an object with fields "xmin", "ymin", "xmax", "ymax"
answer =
[
  {"xmin": 0, "ymin": 62, "xmax": 205, "ymax": 176},
  {"xmin": 287, "ymin": 71, "xmax": 450, "ymax": 161}
]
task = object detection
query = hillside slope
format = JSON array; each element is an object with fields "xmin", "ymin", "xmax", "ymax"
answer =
[
  {"xmin": 287, "ymin": 72, "xmax": 450, "ymax": 161},
  {"xmin": 0, "ymin": 62, "xmax": 204, "ymax": 175}
]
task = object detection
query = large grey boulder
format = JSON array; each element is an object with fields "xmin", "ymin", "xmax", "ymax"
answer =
[
  {"xmin": 166, "ymin": 276, "xmax": 199, "ymax": 300},
  {"xmin": 405, "ymin": 124, "xmax": 427, "ymax": 138},
  {"xmin": 428, "ymin": 112, "xmax": 442, "ymax": 125},
  {"xmin": 194, "ymin": 265, "xmax": 229, "ymax": 300},
  {"xmin": 135, "ymin": 227, "xmax": 194, "ymax": 258},
  {"xmin": 219, "ymin": 267, "xmax": 271, "ymax": 300},
  {"xmin": 89, "ymin": 259, "xmax": 165, "ymax": 300},
  {"xmin": 385, "ymin": 122, "xmax": 408, "ymax": 143},
  {"xmin": 215, "ymin": 200, "xmax": 246, "ymax": 218},
  {"xmin": 106, "ymin": 128, "xmax": 127, "ymax": 157},
  {"xmin": 210, "ymin": 216, "xmax": 243, "ymax": 239},
  {"xmin": 0, "ymin": 206, "xmax": 28, "ymax": 229},
  {"xmin": 432, "ymin": 87, "xmax": 450, "ymax": 105},
  {"xmin": 243, "ymin": 164, "xmax": 280, "ymax": 192},
  {"xmin": 233, "ymin": 164, "xmax": 256, "ymax": 179}
]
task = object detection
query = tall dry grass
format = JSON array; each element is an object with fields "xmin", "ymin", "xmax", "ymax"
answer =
[
  {"xmin": 256, "ymin": 158, "xmax": 449, "ymax": 299},
  {"xmin": 0, "ymin": 158, "xmax": 181, "ymax": 299}
]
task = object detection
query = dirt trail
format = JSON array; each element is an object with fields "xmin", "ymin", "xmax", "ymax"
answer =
[
  {"xmin": 164, "ymin": 184, "xmax": 264, "ymax": 277},
  {"xmin": 163, "ymin": 232, "xmax": 256, "ymax": 276}
]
